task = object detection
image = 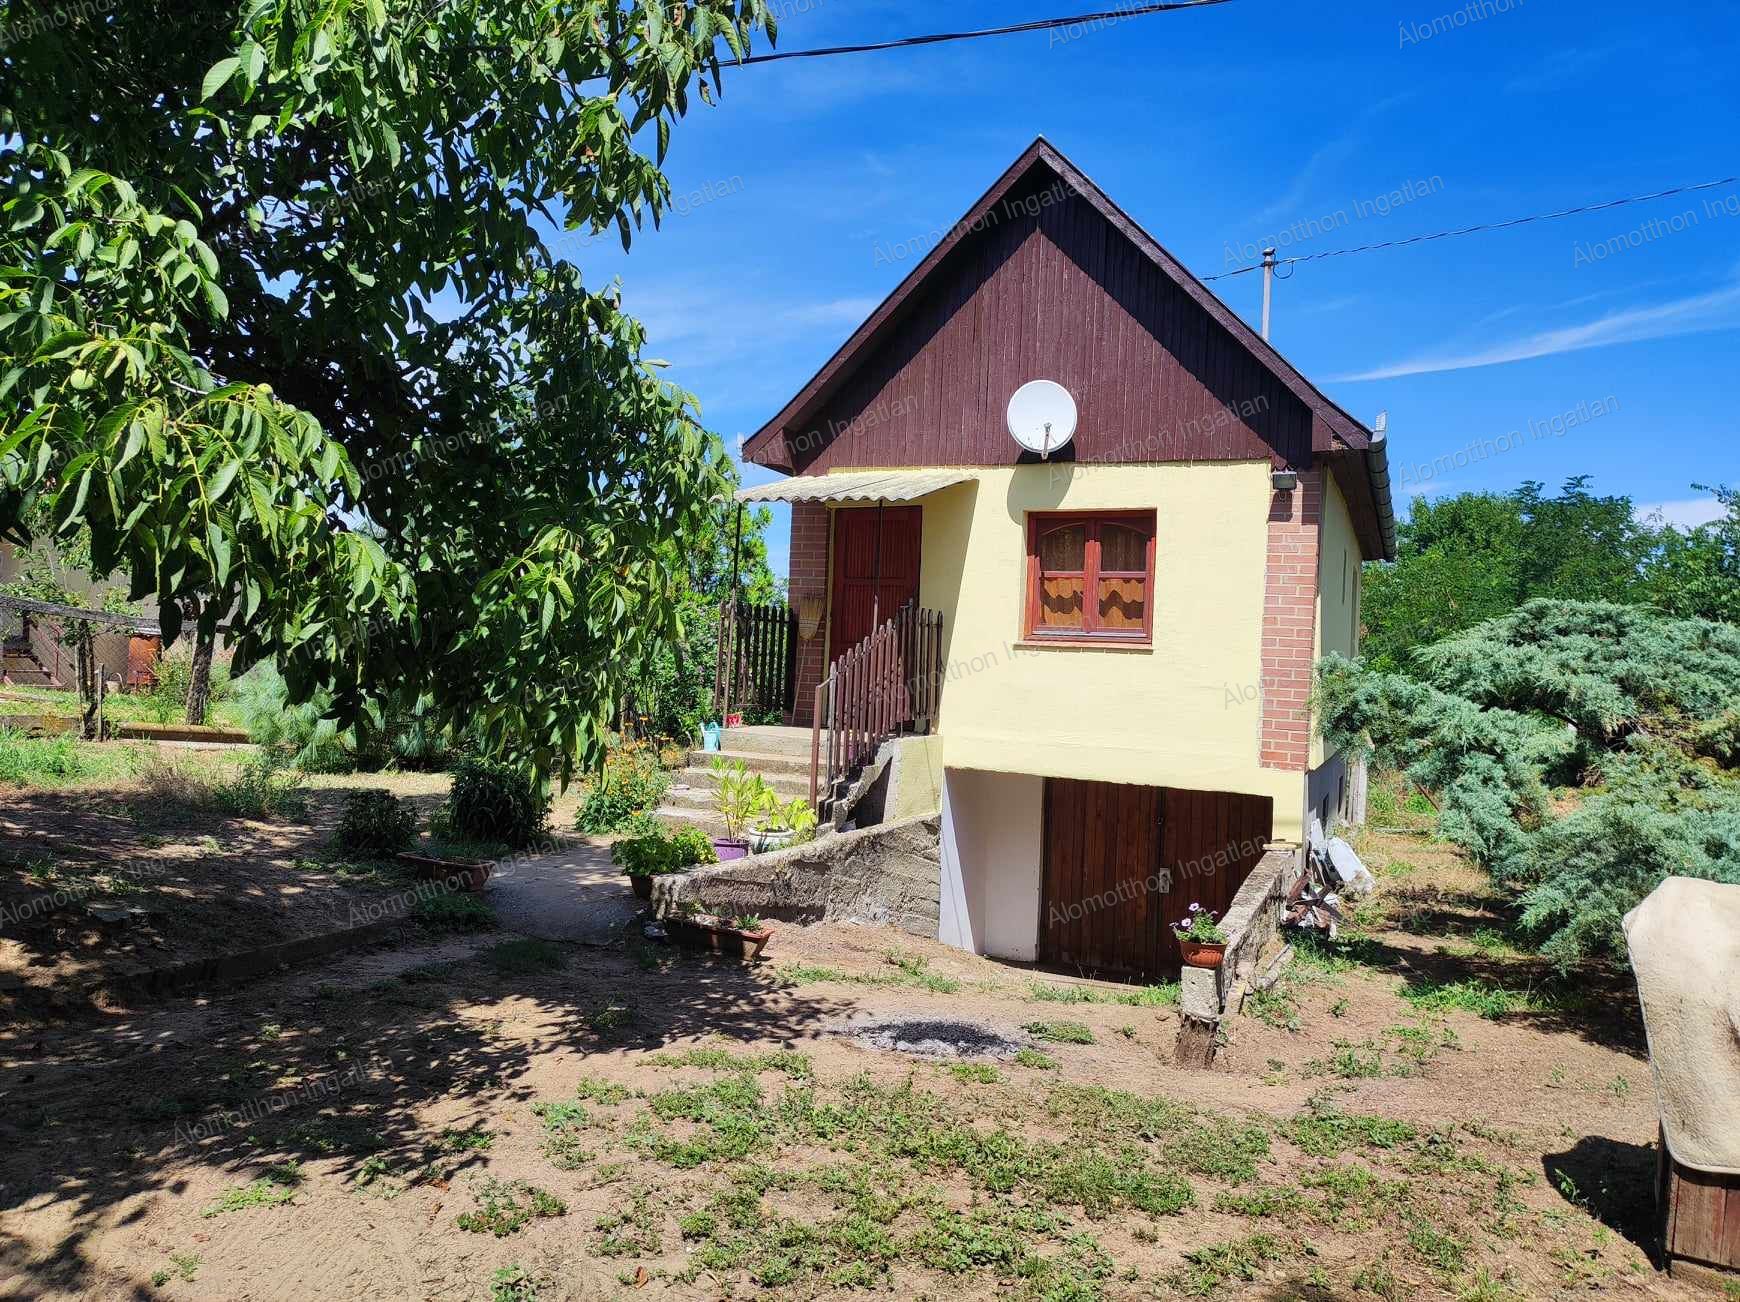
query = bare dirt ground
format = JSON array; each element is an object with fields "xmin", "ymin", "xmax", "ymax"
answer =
[
  {"xmin": 0, "ymin": 809, "xmax": 1703, "ymax": 1301},
  {"xmin": 2, "ymin": 759, "xmax": 604, "ymax": 1010}
]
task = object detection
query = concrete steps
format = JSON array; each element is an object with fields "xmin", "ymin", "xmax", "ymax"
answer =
[{"xmin": 653, "ymin": 726, "xmax": 815, "ymax": 837}]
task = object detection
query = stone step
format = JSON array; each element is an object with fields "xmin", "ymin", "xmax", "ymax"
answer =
[
  {"xmin": 654, "ymin": 806, "xmax": 730, "ymax": 839},
  {"xmin": 720, "ymin": 724, "xmax": 814, "ymax": 759},
  {"xmin": 675, "ymin": 765, "xmax": 809, "ymax": 797},
  {"xmin": 688, "ymin": 748, "xmax": 811, "ymax": 778}
]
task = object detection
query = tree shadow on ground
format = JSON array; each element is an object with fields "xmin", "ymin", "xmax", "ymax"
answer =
[
  {"xmin": 0, "ymin": 932, "xmax": 852, "ymax": 1299},
  {"xmin": 1313, "ymin": 922, "xmax": 1648, "ymax": 1059},
  {"xmin": 1543, "ymin": 1135, "xmax": 1662, "ymax": 1262}
]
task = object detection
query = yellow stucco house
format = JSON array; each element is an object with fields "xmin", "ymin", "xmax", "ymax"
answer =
[{"xmin": 731, "ymin": 140, "xmax": 1395, "ymax": 980}]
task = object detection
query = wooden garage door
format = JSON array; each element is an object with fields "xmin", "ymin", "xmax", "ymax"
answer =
[{"xmin": 1041, "ymin": 780, "xmax": 1273, "ymax": 980}]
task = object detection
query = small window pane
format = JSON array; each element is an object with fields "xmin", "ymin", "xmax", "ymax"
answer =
[
  {"xmin": 1099, "ymin": 522, "xmax": 1147, "ymax": 572},
  {"xmin": 1039, "ymin": 523, "xmax": 1086, "ymax": 572},
  {"xmin": 1098, "ymin": 577, "xmax": 1146, "ymax": 631},
  {"xmin": 1039, "ymin": 577, "xmax": 1084, "ymax": 628}
]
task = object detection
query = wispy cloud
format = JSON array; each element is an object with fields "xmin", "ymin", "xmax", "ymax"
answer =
[
  {"xmin": 1636, "ymin": 497, "xmax": 1728, "ymax": 529},
  {"xmin": 1249, "ymin": 93, "xmax": 1413, "ymax": 227},
  {"xmin": 1334, "ymin": 275, "xmax": 1740, "ymax": 381},
  {"xmin": 1504, "ymin": 43, "xmax": 1624, "ymax": 95}
]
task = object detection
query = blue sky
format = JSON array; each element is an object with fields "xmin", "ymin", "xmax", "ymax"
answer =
[{"xmin": 568, "ymin": 0, "xmax": 1739, "ymax": 578}]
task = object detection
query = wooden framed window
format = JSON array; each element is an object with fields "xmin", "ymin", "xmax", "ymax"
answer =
[{"xmin": 1024, "ymin": 510, "xmax": 1156, "ymax": 643}]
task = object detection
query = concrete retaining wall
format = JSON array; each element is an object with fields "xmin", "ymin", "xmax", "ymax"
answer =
[
  {"xmin": 655, "ymin": 814, "xmax": 942, "ymax": 937},
  {"xmin": 1176, "ymin": 845, "xmax": 1302, "ymax": 1067}
]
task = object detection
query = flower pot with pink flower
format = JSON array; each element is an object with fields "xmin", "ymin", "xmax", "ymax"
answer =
[{"xmin": 1172, "ymin": 903, "xmax": 1229, "ymax": 969}]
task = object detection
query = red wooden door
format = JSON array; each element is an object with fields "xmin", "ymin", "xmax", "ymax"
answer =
[
  {"xmin": 1041, "ymin": 779, "xmax": 1163, "ymax": 978},
  {"xmin": 828, "ymin": 506, "xmax": 921, "ymax": 664},
  {"xmin": 1041, "ymin": 780, "xmax": 1273, "ymax": 979}
]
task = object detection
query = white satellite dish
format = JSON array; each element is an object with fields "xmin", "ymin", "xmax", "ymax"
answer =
[{"xmin": 1006, "ymin": 380, "xmax": 1078, "ymax": 459}]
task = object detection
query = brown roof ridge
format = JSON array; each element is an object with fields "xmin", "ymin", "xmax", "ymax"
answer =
[{"xmin": 743, "ymin": 136, "xmax": 1374, "ymax": 470}]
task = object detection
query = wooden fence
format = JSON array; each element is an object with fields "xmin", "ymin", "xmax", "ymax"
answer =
[
  {"xmin": 810, "ymin": 602, "xmax": 944, "ymax": 809},
  {"xmin": 715, "ymin": 600, "xmax": 797, "ymax": 720}
]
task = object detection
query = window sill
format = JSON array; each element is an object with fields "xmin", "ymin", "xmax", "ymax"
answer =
[{"xmin": 1012, "ymin": 637, "xmax": 1154, "ymax": 653}]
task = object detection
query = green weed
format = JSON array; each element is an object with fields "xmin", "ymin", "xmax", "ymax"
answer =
[
  {"xmin": 200, "ymin": 1162, "xmax": 302, "ymax": 1217},
  {"xmin": 949, "ymin": 1063, "xmax": 1002, "ymax": 1084},
  {"xmin": 1022, "ymin": 1020, "xmax": 1095, "ymax": 1045},
  {"xmin": 456, "ymin": 1178, "xmax": 566, "ymax": 1236}
]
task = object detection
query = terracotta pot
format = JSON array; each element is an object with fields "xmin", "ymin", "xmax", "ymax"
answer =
[
  {"xmin": 712, "ymin": 837, "xmax": 750, "ymax": 862},
  {"xmin": 666, "ymin": 915, "xmax": 773, "ymax": 961},
  {"xmin": 629, "ymin": 873, "xmax": 653, "ymax": 900},
  {"xmin": 396, "ymin": 852, "xmax": 493, "ymax": 893},
  {"xmin": 1178, "ymin": 939, "xmax": 1227, "ymax": 969}
]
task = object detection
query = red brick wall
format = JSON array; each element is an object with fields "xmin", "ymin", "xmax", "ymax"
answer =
[
  {"xmin": 788, "ymin": 502, "xmax": 831, "ymax": 726},
  {"xmin": 1259, "ymin": 469, "xmax": 1321, "ymax": 770}
]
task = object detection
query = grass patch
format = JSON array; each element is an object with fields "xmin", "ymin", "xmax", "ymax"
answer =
[
  {"xmin": 647, "ymin": 1045, "xmax": 814, "ymax": 1079},
  {"xmin": 486, "ymin": 938, "xmax": 567, "ymax": 972},
  {"xmin": 1022, "ymin": 1020, "xmax": 1096, "ymax": 1045},
  {"xmin": 200, "ymin": 1162, "xmax": 303, "ymax": 1217},
  {"xmin": 949, "ymin": 1063, "xmax": 1002, "ymax": 1084},
  {"xmin": 1044, "ymin": 1084, "xmax": 1271, "ymax": 1182},
  {"xmin": 413, "ymin": 891, "xmax": 495, "ymax": 931},
  {"xmin": 1213, "ymin": 1185, "xmax": 1307, "ymax": 1218},
  {"xmin": 572, "ymin": 1077, "xmax": 633, "ymax": 1105},
  {"xmin": 456, "ymin": 1178, "xmax": 567, "ymax": 1236},
  {"xmin": 1407, "ymin": 1217, "xmax": 1469, "ymax": 1272},
  {"xmin": 1305, "ymin": 1039, "xmax": 1386, "ymax": 1079},
  {"xmin": 1168, "ymin": 1233, "xmax": 1290, "ymax": 1296},
  {"xmin": 593, "ymin": 1186, "xmax": 663, "ymax": 1257},
  {"xmin": 1283, "ymin": 1097, "xmax": 1418, "ymax": 1158},
  {"xmin": 777, "ymin": 957, "xmax": 960, "ymax": 994},
  {"xmin": 433, "ymin": 1125, "xmax": 493, "ymax": 1154},
  {"xmin": 0, "ymin": 728, "xmax": 126, "ymax": 786},
  {"xmin": 1026, "ymin": 980, "xmax": 1179, "ymax": 1007},
  {"xmin": 1399, "ymin": 976, "xmax": 1553, "ymax": 1019},
  {"xmin": 1013, "ymin": 1048, "xmax": 1058, "ymax": 1070}
]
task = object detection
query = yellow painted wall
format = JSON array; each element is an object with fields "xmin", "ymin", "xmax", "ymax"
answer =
[
  {"xmin": 884, "ymin": 460, "xmax": 1308, "ymax": 843},
  {"xmin": 1310, "ymin": 474, "xmax": 1361, "ymax": 768}
]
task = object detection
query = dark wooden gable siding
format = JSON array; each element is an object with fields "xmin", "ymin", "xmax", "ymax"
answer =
[{"xmin": 780, "ymin": 171, "xmax": 1313, "ymax": 476}]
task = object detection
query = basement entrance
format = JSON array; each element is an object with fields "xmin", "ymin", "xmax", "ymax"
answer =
[{"xmin": 1039, "ymin": 779, "xmax": 1273, "ymax": 980}]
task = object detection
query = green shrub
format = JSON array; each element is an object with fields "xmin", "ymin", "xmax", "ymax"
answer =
[
  {"xmin": 336, "ymin": 788, "xmax": 418, "ymax": 855},
  {"xmin": 1690, "ymin": 708, "xmax": 1740, "ymax": 768},
  {"xmin": 1319, "ymin": 601, "xmax": 1740, "ymax": 970},
  {"xmin": 1515, "ymin": 789, "xmax": 1740, "ymax": 967},
  {"xmin": 235, "ymin": 663, "xmax": 356, "ymax": 773},
  {"xmin": 445, "ymin": 756, "xmax": 549, "ymax": 848},
  {"xmin": 575, "ymin": 743, "xmax": 671, "ymax": 834},
  {"xmin": 611, "ymin": 824, "xmax": 718, "ymax": 877},
  {"xmin": 213, "ymin": 751, "xmax": 308, "ymax": 819}
]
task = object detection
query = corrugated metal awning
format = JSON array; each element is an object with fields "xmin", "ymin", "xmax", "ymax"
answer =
[{"xmin": 735, "ymin": 468, "xmax": 977, "ymax": 505}]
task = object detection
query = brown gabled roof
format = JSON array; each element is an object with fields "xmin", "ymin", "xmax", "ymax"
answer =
[{"xmin": 743, "ymin": 137, "xmax": 1376, "ymax": 469}]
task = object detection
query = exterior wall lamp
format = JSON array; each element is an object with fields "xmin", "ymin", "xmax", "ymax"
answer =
[{"xmin": 1270, "ymin": 469, "xmax": 1299, "ymax": 492}]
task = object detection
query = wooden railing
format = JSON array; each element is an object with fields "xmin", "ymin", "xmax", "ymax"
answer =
[
  {"xmin": 715, "ymin": 600, "xmax": 797, "ymax": 720},
  {"xmin": 810, "ymin": 602, "xmax": 944, "ymax": 809}
]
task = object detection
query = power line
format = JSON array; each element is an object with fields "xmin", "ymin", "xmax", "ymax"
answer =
[
  {"xmin": 735, "ymin": 0, "xmax": 1235, "ymax": 66},
  {"xmin": 1202, "ymin": 174, "xmax": 1740, "ymax": 281}
]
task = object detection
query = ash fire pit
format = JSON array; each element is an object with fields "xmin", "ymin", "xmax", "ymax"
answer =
[{"xmin": 835, "ymin": 1016, "xmax": 1029, "ymax": 1061}]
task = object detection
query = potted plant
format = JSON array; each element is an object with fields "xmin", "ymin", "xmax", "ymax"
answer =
[
  {"xmin": 1172, "ymin": 903, "xmax": 1229, "ymax": 968},
  {"xmin": 611, "ymin": 825, "xmax": 718, "ymax": 899},
  {"xmin": 708, "ymin": 759, "xmax": 768, "ymax": 861},
  {"xmin": 665, "ymin": 903, "xmax": 773, "ymax": 961},
  {"xmin": 748, "ymin": 793, "xmax": 818, "ymax": 854}
]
